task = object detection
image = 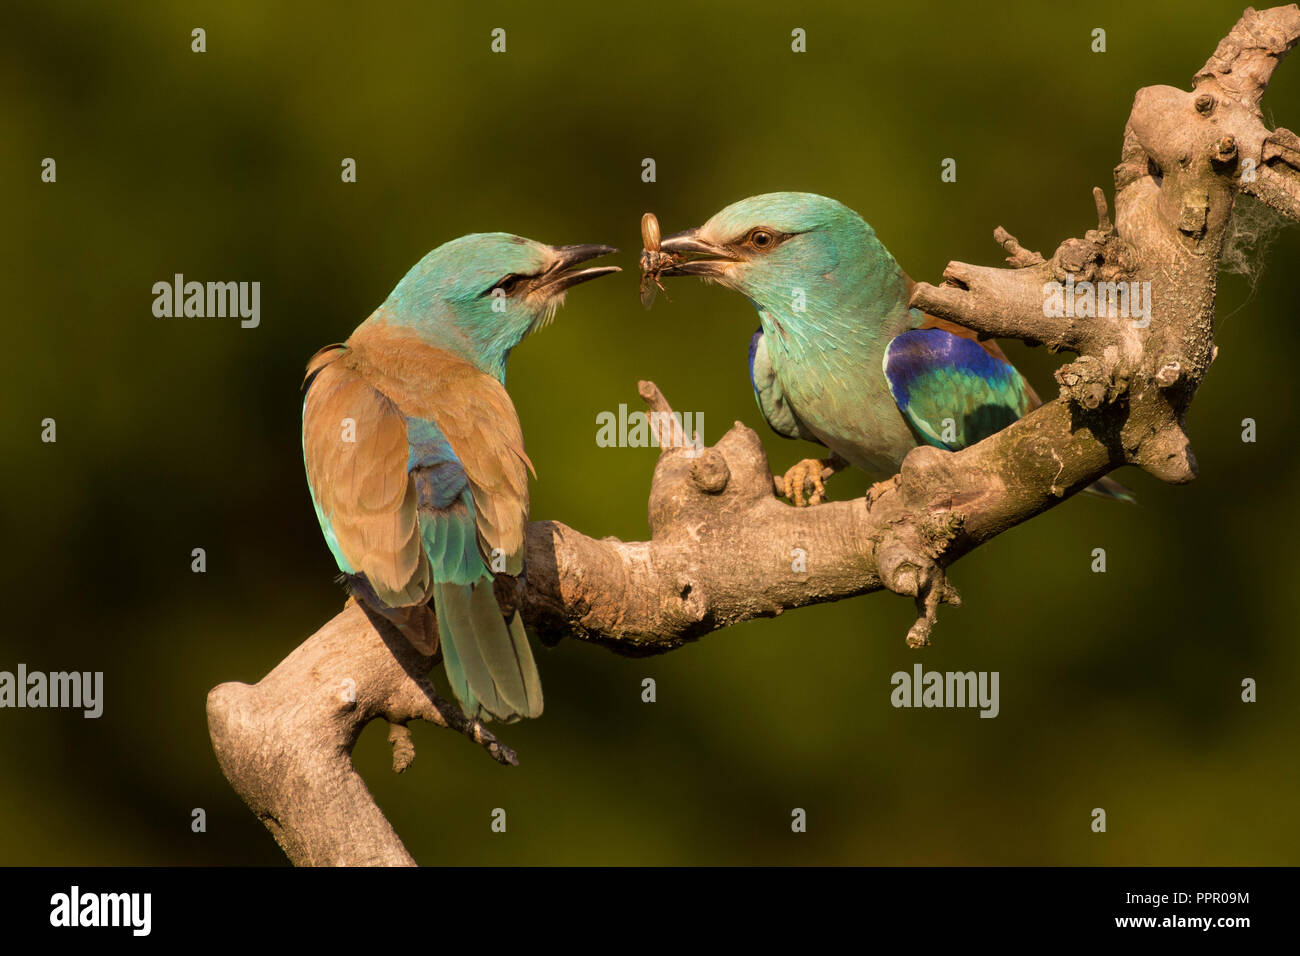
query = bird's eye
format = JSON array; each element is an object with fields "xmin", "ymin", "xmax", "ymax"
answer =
[
  {"xmin": 492, "ymin": 275, "xmax": 521, "ymax": 296},
  {"xmin": 747, "ymin": 229, "xmax": 776, "ymax": 250}
]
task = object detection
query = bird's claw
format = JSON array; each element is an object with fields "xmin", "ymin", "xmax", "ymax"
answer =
[
  {"xmin": 865, "ymin": 477, "xmax": 896, "ymax": 511},
  {"xmin": 779, "ymin": 458, "xmax": 828, "ymax": 507}
]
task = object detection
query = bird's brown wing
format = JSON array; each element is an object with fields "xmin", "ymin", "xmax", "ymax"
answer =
[
  {"xmin": 302, "ymin": 344, "xmax": 430, "ymax": 606},
  {"xmin": 346, "ymin": 325, "xmax": 534, "ymax": 575}
]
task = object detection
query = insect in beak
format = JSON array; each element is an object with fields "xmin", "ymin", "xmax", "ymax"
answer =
[{"xmin": 638, "ymin": 212, "xmax": 675, "ymax": 310}]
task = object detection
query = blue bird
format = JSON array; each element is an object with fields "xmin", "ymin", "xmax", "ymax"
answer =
[
  {"xmin": 646, "ymin": 193, "xmax": 1132, "ymax": 504},
  {"xmin": 302, "ymin": 235, "xmax": 619, "ymax": 721}
]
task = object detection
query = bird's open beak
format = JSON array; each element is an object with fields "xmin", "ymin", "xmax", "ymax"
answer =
[
  {"xmin": 537, "ymin": 244, "xmax": 621, "ymax": 295},
  {"xmin": 654, "ymin": 229, "xmax": 739, "ymax": 278}
]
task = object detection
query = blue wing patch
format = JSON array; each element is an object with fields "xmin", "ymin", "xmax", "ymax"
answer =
[{"xmin": 883, "ymin": 328, "xmax": 1030, "ymax": 450}]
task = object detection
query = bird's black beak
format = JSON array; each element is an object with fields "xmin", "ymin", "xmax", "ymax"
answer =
[
  {"xmin": 538, "ymin": 244, "xmax": 621, "ymax": 294},
  {"xmin": 654, "ymin": 229, "xmax": 739, "ymax": 278}
]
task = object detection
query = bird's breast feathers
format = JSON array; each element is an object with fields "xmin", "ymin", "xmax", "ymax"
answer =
[{"xmin": 761, "ymin": 316, "xmax": 918, "ymax": 475}]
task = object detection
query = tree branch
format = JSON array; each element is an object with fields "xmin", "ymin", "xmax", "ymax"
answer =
[
  {"xmin": 208, "ymin": 5, "xmax": 1300, "ymax": 865},
  {"xmin": 207, "ymin": 602, "xmax": 514, "ymax": 866}
]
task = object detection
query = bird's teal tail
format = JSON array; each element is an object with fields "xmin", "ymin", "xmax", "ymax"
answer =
[
  {"xmin": 1084, "ymin": 474, "xmax": 1137, "ymax": 503},
  {"xmin": 434, "ymin": 578, "xmax": 543, "ymax": 723}
]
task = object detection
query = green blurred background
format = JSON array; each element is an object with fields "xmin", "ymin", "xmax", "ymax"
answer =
[{"xmin": 2, "ymin": 0, "xmax": 1297, "ymax": 865}]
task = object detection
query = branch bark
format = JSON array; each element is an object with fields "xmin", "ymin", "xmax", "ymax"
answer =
[{"xmin": 208, "ymin": 5, "xmax": 1300, "ymax": 865}]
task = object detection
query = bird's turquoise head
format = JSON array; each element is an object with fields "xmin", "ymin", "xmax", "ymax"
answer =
[
  {"xmin": 650, "ymin": 192, "xmax": 913, "ymax": 334},
  {"xmin": 372, "ymin": 233, "xmax": 619, "ymax": 379}
]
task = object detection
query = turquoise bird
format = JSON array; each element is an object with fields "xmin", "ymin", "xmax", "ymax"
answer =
[
  {"xmin": 645, "ymin": 192, "xmax": 1131, "ymax": 504},
  {"xmin": 302, "ymin": 235, "xmax": 619, "ymax": 721}
]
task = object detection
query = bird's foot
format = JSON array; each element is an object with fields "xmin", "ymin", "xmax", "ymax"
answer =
[
  {"xmin": 865, "ymin": 477, "xmax": 897, "ymax": 511},
  {"xmin": 779, "ymin": 458, "xmax": 831, "ymax": 507}
]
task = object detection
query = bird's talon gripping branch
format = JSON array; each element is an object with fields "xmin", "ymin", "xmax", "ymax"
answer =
[
  {"xmin": 780, "ymin": 458, "xmax": 829, "ymax": 506},
  {"xmin": 864, "ymin": 477, "xmax": 897, "ymax": 511}
]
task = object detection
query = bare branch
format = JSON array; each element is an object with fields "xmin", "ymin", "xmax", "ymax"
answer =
[
  {"xmin": 207, "ymin": 602, "xmax": 514, "ymax": 866},
  {"xmin": 994, "ymin": 226, "xmax": 1044, "ymax": 267},
  {"xmin": 1195, "ymin": 4, "xmax": 1300, "ymax": 107}
]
